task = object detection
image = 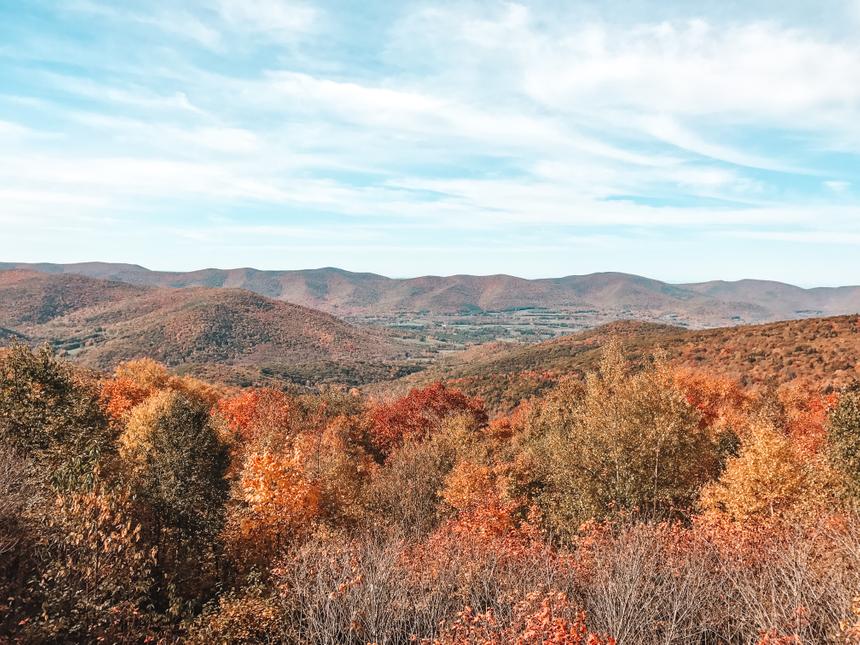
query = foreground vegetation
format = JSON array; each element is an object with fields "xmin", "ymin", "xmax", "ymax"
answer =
[{"xmin": 2, "ymin": 340, "xmax": 860, "ymax": 643}]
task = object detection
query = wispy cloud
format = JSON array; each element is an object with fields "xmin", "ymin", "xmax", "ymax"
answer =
[
  {"xmin": 0, "ymin": 120, "xmax": 34, "ymax": 138},
  {"xmin": 825, "ymin": 180, "xmax": 852, "ymax": 194},
  {"xmin": 723, "ymin": 230, "xmax": 860, "ymax": 245},
  {"xmin": 63, "ymin": 0, "xmax": 223, "ymax": 48},
  {"xmin": 0, "ymin": 0, "xmax": 859, "ymax": 281},
  {"xmin": 215, "ymin": 0, "xmax": 318, "ymax": 38}
]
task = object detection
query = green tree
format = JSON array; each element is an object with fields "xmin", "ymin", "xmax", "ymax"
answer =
[
  {"xmin": 121, "ymin": 389, "xmax": 228, "ymax": 539},
  {"xmin": 828, "ymin": 389, "xmax": 860, "ymax": 499},
  {"xmin": 120, "ymin": 390, "xmax": 229, "ymax": 613},
  {"xmin": 367, "ymin": 414, "xmax": 479, "ymax": 536},
  {"xmin": 0, "ymin": 344, "xmax": 110, "ymax": 489},
  {"xmin": 0, "ymin": 445, "xmax": 41, "ymax": 635},
  {"xmin": 529, "ymin": 341, "xmax": 720, "ymax": 538}
]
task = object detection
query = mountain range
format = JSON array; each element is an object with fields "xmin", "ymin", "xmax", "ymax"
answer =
[{"xmin": 3, "ymin": 261, "xmax": 860, "ymax": 326}]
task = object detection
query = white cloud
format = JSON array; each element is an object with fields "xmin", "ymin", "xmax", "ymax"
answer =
[
  {"xmin": 65, "ymin": 1, "xmax": 222, "ymax": 48},
  {"xmin": 44, "ymin": 74, "xmax": 205, "ymax": 115},
  {"xmin": 0, "ymin": 120, "xmax": 33, "ymax": 138},
  {"xmin": 4, "ymin": 0, "xmax": 860, "ymax": 282},
  {"xmin": 184, "ymin": 127, "xmax": 261, "ymax": 153},
  {"xmin": 391, "ymin": 6, "xmax": 860, "ymax": 143},
  {"xmin": 62, "ymin": 110, "xmax": 260, "ymax": 154},
  {"xmin": 255, "ymin": 70, "xmax": 683, "ymax": 168},
  {"xmin": 216, "ymin": 0, "xmax": 317, "ymax": 37},
  {"xmin": 825, "ymin": 180, "xmax": 851, "ymax": 193},
  {"xmin": 0, "ymin": 189, "xmax": 109, "ymax": 207},
  {"xmin": 636, "ymin": 115, "xmax": 801, "ymax": 172},
  {"xmin": 531, "ymin": 20, "xmax": 860, "ymax": 123},
  {"xmin": 723, "ymin": 229, "xmax": 860, "ymax": 244},
  {"xmin": 64, "ymin": 0, "xmax": 318, "ymax": 49}
]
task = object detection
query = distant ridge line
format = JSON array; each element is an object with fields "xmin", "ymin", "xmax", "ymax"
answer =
[{"xmin": 2, "ymin": 261, "xmax": 859, "ymax": 326}]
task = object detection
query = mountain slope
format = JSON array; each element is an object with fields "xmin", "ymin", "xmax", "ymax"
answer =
[
  {"xmin": 379, "ymin": 315, "xmax": 860, "ymax": 413},
  {"xmin": 0, "ymin": 271, "xmax": 416, "ymax": 386},
  {"xmin": 0, "ymin": 270, "xmax": 147, "ymax": 326},
  {"xmin": 683, "ymin": 279, "xmax": 860, "ymax": 319},
  {"xmin": 5, "ymin": 262, "xmax": 859, "ymax": 325}
]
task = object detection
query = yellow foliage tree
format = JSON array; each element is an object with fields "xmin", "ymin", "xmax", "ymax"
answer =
[
  {"xmin": 700, "ymin": 418, "xmax": 838, "ymax": 522},
  {"xmin": 441, "ymin": 460, "xmax": 497, "ymax": 513}
]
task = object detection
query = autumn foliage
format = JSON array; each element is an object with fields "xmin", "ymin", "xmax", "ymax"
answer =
[
  {"xmin": 367, "ymin": 381, "xmax": 488, "ymax": 455},
  {"xmin": 2, "ymin": 341, "xmax": 860, "ymax": 643}
]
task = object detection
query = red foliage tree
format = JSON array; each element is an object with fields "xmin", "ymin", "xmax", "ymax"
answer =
[
  {"xmin": 778, "ymin": 387, "xmax": 838, "ymax": 457},
  {"xmin": 216, "ymin": 389, "xmax": 296, "ymax": 441},
  {"xmin": 672, "ymin": 368, "xmax": 749, "ymax": 431},
  {"xmin": 100, "ymin": 376, "xmax": 151, "ymax": 424},
  {"xmin": 367, "ymin": 383, "xmax": 487, "ymax": 456}
]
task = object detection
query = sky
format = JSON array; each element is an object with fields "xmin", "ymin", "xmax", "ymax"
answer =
[{"xmin": 1, "ymin": 1, "xmax": 860, "ymax": 285}]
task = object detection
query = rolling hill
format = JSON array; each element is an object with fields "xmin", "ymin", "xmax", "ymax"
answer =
[
  {"xmin": 4, "ymin": 262, "xmax": 859, "ymax": 326},
  {"xmin": 0, "ymin": 270, "xmax": 417, "ymax": 386},
  {"xmin": 377, "ymin": 315, "xmax": 860, "ymax": 414},
  {"xmin": 0, "ymin": 270, "xmax": 147, "ymax": 326}
]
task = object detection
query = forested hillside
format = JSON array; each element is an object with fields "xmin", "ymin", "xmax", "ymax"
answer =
[{"xmin": 386, "ymin": 316, "xmax": 860, "ymax": 413}]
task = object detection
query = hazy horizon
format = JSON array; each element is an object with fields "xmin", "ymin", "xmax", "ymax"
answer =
[{"xmin": 6, "ymin": 258, "xmax": 860, "ymax": 290}]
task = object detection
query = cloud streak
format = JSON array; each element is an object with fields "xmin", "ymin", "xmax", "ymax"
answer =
[{"xmin": 0, "ymin": 0, "xmax": 858, "ymax": 282}]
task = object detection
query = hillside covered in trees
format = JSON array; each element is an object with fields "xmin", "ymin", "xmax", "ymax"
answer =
[
  {"xmin": 0, "ymin": 270, "xmax": 420, "ymax": 386},
  {"xmin": 3, "ymin": 340, "xmax": 860, "ymax": 643},
  {"xmin": 387, "ymin": 316, "xmax": 860, "ymax": 414}
]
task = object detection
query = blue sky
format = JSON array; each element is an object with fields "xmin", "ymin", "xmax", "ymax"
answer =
[{"xmin": 1, "ymin": 1, "xmax": 860, "ymax": 285}]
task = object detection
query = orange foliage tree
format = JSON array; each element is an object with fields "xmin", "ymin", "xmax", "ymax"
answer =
[
  {"xmin": 101, "ymin": 358, "xmax": 221, "ymax": 424},
  {"xmin": 778, "ymin": 386, "xmax": 837, "ymax": 456},
  {"xmin": 672, "ymin": 368, "xmax": 750, "ymax": 431},
  {"xmin": 6, "ymin": 337, "xmax": 860, "ymax": 643},
  {"xmin": 441, "ymin": 460, "xmax": 498, "ymax": 514},
  {"xmin": 216, "ymin": 388, "xmax": 296, "ymax": 444},
  {"xmin": 31, "ymin": 487, "xmax": 158, "ymax": 642},
  {"xmin": 225, "ymin": 451, "xmax": 321, "ymax": 568}
]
